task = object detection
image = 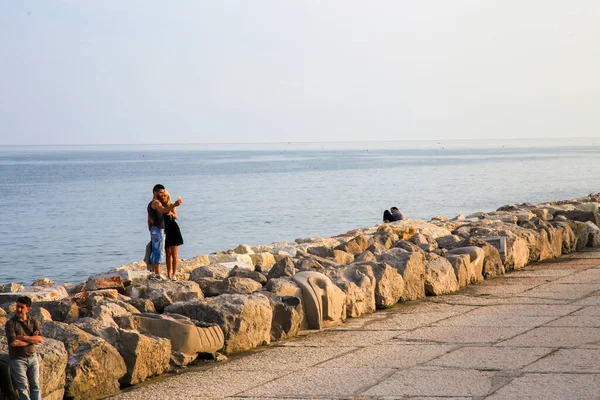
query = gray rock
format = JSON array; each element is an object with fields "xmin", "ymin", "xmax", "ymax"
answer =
[
  {"xmin": 222, "ymin": 277, "xmax": 263, "ymax": 294},
  {"xmin": 189, "ymin": 264, "xmax": 230, "ymax": 281},
  {"xmin": 268, "ymin": 295, "xmax": 302, "ymax": 341},
  {"xmin": 325, "ymin": 264, "xmax": 376, "ymax": 318},
  {"xmin": 425, "ymin": 257, "xmax": 459, "ymax": 296},
  {"xmin": 195, "ymin": 277, "xmax": 226, "ymax": 297},
  {"xmin": 228, "ymin": 265, "xmax": 267, "ymax": 284},
  {"xmin": 375, "ymin": 249, "xmax": 426, "ymax": 301},
  {"xmin": 268, "ymin": 257, "xmax": 296, "ymax": 279},
  {"xmin": 353, "ymin": 262, "xmax": 404, "ymax": 309},
  {"xmin": 116, "ymin": 329, "xmax": 171, "ymax": 385}
]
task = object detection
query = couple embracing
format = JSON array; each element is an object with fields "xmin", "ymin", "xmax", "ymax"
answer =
[{"xmin": 147, "ymin": 184, "xmax": 184, "ymax": 281}]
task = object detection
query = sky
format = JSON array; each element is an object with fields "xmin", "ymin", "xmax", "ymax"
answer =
[{"xmin": 1, "ymin": 1, "xmax": 599, "ymax": 145}]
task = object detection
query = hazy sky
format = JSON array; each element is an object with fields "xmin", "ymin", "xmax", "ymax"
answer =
[{"xmin": 1, "ymin": 1, "xmax": 599, "ymax": 145}]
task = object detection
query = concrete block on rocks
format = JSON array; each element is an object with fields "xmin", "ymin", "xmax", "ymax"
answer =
[
  {"xmin": 292, "ymin": 271, "xmax": 346, "ymax": 330},
  {"xmin": 164, "ymin": 294, "xmax": 270, "ymax": 354}
]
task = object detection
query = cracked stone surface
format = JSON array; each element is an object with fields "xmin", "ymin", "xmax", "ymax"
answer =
[{"xmin": 110, "ymin": 250, "xmax": 600, "ymax": 400}]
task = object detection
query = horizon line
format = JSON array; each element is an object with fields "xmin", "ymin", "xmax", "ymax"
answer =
[{"xmin": 1, "ymin": 137, "xmax": 599, "ymax": 147}]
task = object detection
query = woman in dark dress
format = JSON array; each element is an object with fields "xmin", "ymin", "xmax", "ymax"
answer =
[{"xmin": 161, "ymin": 190, "xmax": 184, "ymax": 281}]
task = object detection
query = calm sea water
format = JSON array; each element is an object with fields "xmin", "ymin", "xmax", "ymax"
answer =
[{"xmin": 0, "ymin": 139, "xmax": 598, "ymax": 285}]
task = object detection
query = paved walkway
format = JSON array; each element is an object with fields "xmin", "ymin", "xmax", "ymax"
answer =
[{"xmin": 112, "ymin": 249, "xmax": 600, "ymax": 400}]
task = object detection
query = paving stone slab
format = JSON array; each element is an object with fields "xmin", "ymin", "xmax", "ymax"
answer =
[
  {"xmin": 431, "ymin": 313, "xmax": 556, "ymax": 328},
  {"xmin": 281, "ymin": 330, "xmax": 400, "ymax": 347},
  {"xmin": 571, "ymin": 295, "xmax": 600, "ymax": 306},
  {"xmin": 386, "ymin": 301, "xmax": 476, "ymax": 315},
  {"xmin": 427, "ymin": 294, "xmax": 569, "ymax": 306},
  {"xmin": 533, "ymin": 259, "xmax": 599, "ymax": 268},
  {"xmin": 505, "ymin": 269, "xmax": 576, "ymax": 278},
  {"xmin": 544, "ymin": 315, "xmax": 600, "ymax": 327},
  {"xmin": 240, "ymin": 367, "xmax": 393, "ymax": 397},
  {"xmin": 425, "ymin": 346, "xmax": 553, "ymax": 370},
  {"xmin": 111, "ymin": 370, "xmax": 283, "ymax": 399},
  {"xmin": 359, "ymin": 311, "xmax": 473, "ymax": 331},
  {"xmin": 465, "ymin": 284, "xmax": 540, "ymax": 297},
  {"xmin": 361, "ymin": 368, "xmax": 495, "ymax": 397},
  {"xmin": 486, "ymin": 373, "xmax": 600, "ymax": 399},
  {"xmin": 317, "ymin": 343, "xmax": 454, "ymax": 369},
  {"xmin": 553, "ymin": 268, "xmax": 600, "ymax": 283},
  {"xmin": 210, "ymin": 346, "xmax": 358, "ymax": 372},
  {"xmin": 497, "ymin": 327, "xmax": 600, "ymax": 347},
  {"xmin": 395, "ymin": 325, "xmax": 528, "ymax": 344},
  {"xmin": 463, "ymin": 304, "xmax": 581, "ymax": 317},
  {"xmin": 523, "ymin": 348, "xmax": 600, "ymax": 373},
  {"xmin": 515, "ymin": 284, "xmax": 599, "ymax": 301},
  {"xmin": 572, "ymin": 305, "xmax": 600, "ymax": 316}
]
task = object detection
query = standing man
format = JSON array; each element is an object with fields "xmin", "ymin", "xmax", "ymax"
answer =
[
  {"xmin": 148, "ymin": 184, "xmax": 182, "ymax": 281},
  {"xmin": 5, "ymin": 296, "xmax": 43, "ymax": 400}
]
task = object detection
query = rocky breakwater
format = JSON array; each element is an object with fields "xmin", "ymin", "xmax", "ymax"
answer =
[{"xmin": 2, "ymin": 193, "xmax": 600, "ymax": 398}]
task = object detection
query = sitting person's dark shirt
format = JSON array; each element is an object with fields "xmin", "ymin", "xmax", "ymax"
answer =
[{"xmin": 390, "ymin": 210, "xmax": 404, "ymax": 221}]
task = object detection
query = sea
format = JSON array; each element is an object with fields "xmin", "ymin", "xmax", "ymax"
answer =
[{"xmin": 0, "ymin": 138, "xmax": 598, "ymax": 285}]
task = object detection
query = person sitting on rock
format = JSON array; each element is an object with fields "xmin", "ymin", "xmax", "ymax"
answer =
[{"xmin": 383, "ymin": 206, "xmax": 405, "ymax": 223}]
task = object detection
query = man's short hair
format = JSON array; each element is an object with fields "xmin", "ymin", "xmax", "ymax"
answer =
[
  {"xmin": 16, "ymin": 296, "xmax": 32, "ymax": 307},
  {"xmin": 391, "ymin": 207, "xmax": 399, "ymax": 212},
  {"xmin": 153, "ymin": 184, "xmax": 165, "ymax": 193}
]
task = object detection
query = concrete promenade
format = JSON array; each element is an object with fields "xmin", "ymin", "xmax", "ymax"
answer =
[{"xmin": 112, "ymin": 249, "xmax": 600, "ymax": 400}]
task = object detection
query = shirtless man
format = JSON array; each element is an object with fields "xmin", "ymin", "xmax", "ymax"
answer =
[{"xmin": 148, "ymin": 184, "xmax": 182, "ymax": 280}]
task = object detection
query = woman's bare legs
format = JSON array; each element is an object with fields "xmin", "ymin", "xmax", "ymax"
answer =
[
  {"xmin": 165, "ymin": 247, "xmax": 174, "ymax": 279},
  {"xmin": 172, "ymin": 246, "xmax": 179, "ymax": 279}
]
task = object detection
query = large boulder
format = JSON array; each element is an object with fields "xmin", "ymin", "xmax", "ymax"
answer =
[
  {"xmin": 306, "ymin": 246, "xmax": 334, "ymax": 258},
  {"xmin": 41, "ymin": 321, "xmax": 126, "ymax": 399},
  {"xmin": 37, "ymin": 338, "xmax": 69, "ymax": 400},
  {"xmin": 227, "ymin": 266, "xmax": 267, "ymax": 285},
  {"xmin": 325, "ymin": 265, "xmax": 376, "ymax": 318},
  {"xmin": 268, "ymin": 295, "xmax": 303, "ymax": 341},
  {"xmin": 249, "ymin": 252, "xmax": 277, "ymax": 269},
  {"xmin": 351, "ymin": 262, "xmax": 404, "ymax": 309},
  {"xmin": 131, "ymin": 281, "xmax": 203, "ymax": 313},
  {"xmin": 66, "ymin": 337, "xmax": 127, "ymax": 399},
  {"xmin": 445, "ymin": 253, "xmax": 470, "ymax": 288},
  {"xmin": 164, "ymin": 293, "xmax": 272, "ymax": 354},
  {"xmin": 207, "ymin": 253, "xmax": 254, "ymax": 266},
  {"xmin": 0, "ymin": 285, "xmax": 69, "ymax": 304},
  {"xmin": 375, "ymin": 249, "xmax": 426, "ymax": 301},
  {"xmin": 233, "ymin": 244, "xmax": 255, "ymax": 255},
  {"xmin": 334, "ymin": 235, "xmax": 370, "ymax": 255},
  {"xmin": 425, "ymin": 257, "xmax": 459, "ymax": 296},
  {"xmin": 586, "ymin": 221, "xmax": 600, "ymax": 247},
  {"xmin": 267, "ymin": 257, "xmax": 295, "ymax": 279},
  {"xmin": 459, "ymin": 239, "xmax": 504, "ymax": 279},
  {"xmin": 116, "ymin": 329, "xmax": 171, "ymax": 385},
  {"xmin": 85, "ymin": 274, "xmax": 125, "ymax": 293},
  {"xmin": 0, "ymin": 283, "xmax": 24, "ymax": 293},
  {"xmin": 221, "ymin": 277, "xmax": 263, "ymax": 295},
  {"xmin": 570, "ymin": 220, "xmax": 590, "ymax": 250},
  {"xmin": 34, "ymin": 300, "xmax": 79, "ymax": 322},
  {"xmin": 188, "ymin": 264, "xmax": 230, "ymax": 281},
  {"xmin": 194, "ymin": 278, "xmax": 226, "ymax": 297},
  {"xmin": 446, "ymin": 246, "xmax": 484, "ymax": 284},
  {"xmin": 264, "ymin": 278, "xmax": 302, "ymax": 298}
]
